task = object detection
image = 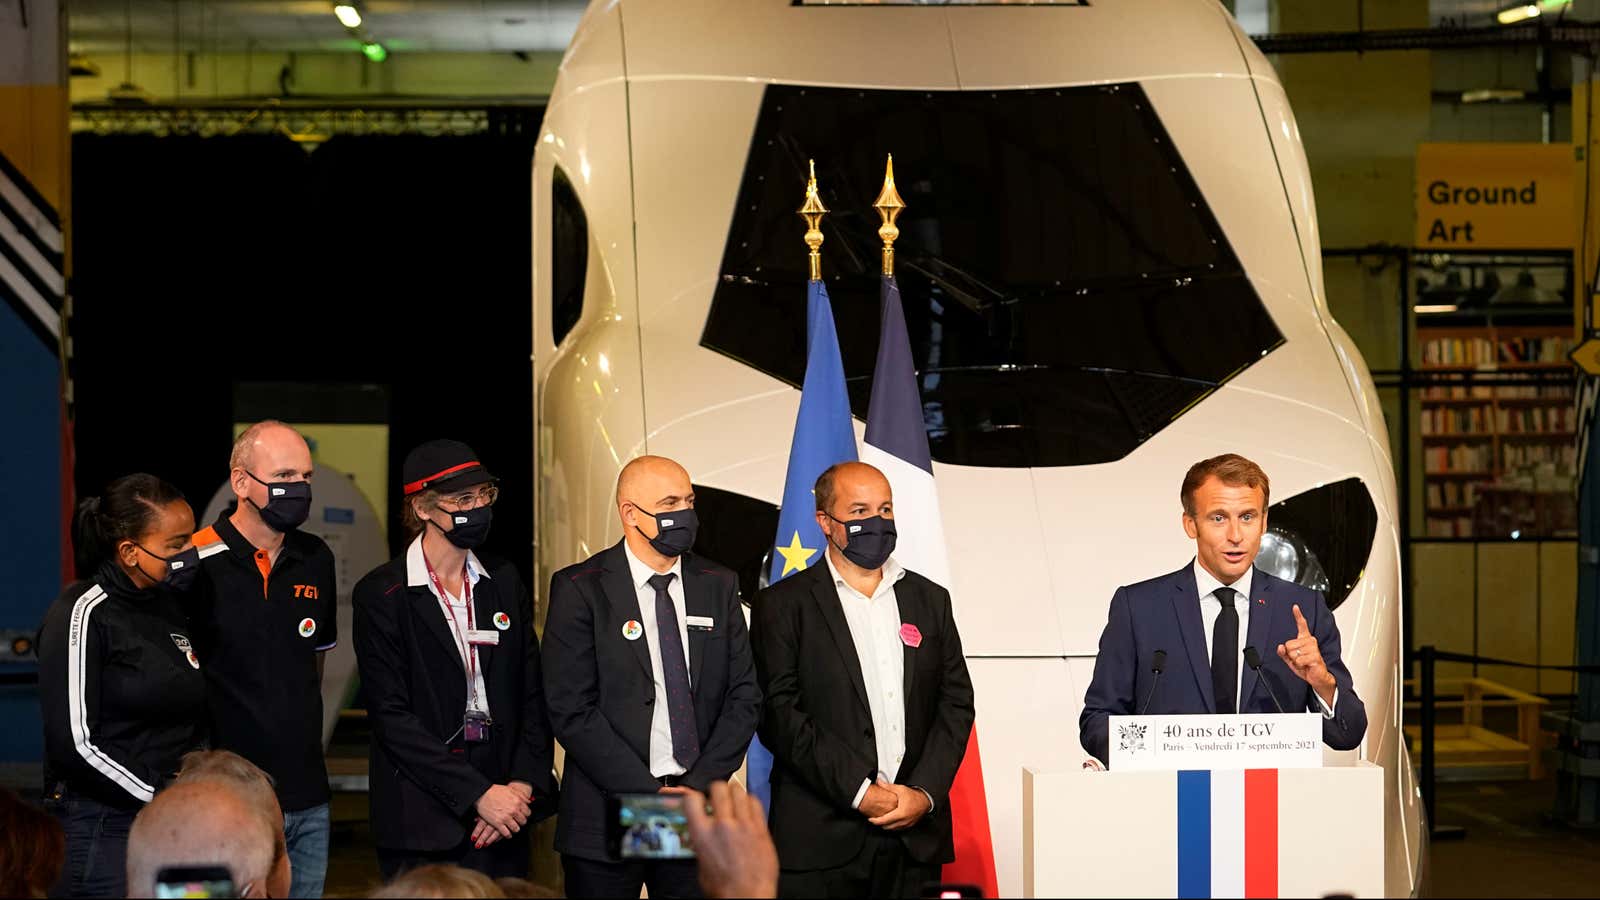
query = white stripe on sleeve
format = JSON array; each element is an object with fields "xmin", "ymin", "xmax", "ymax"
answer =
[{"xmin": 67, "ymin": 586, "xmax": 157, "ymax": 803}]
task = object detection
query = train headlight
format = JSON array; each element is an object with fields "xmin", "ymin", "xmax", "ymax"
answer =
[
  {"xmin": 1256, "ymin": 526, "xmax": 1331, "ymax": 594},
  {"xmin": 1261, "ymin": 478, "xmax": 1379, "ymax": 610}
]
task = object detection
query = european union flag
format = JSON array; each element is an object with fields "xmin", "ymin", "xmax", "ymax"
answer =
[
  {"xmin": 768, "ymin": 278, "xmax": 859, "ymax": 585},
  {"xmin": 748, "ymin": 277, "xmax": 857, "ymax": 813}
]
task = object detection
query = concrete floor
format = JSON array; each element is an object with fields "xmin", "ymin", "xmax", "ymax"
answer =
[{"xmin": 1428, "ymin": 777, "xmax": 1600, "ymax": 898}]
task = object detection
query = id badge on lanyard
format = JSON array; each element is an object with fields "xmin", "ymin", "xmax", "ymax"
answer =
[
  {"xmin": 425, "ymin": 553, "xmax": 492, "ymax": 744},
  {"xmin": 463, "ymin": 709, "xmax": 491, "ymax": 743}
]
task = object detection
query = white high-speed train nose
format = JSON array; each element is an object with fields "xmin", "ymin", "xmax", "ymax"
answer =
[{"xmin": 531, "ymin": 2, "xmax": 1420, "ymax": 894}]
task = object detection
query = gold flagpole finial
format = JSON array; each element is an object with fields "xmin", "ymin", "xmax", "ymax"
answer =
[
  {"xmin": 873, "ymin": 154, "xmax": 906, "ymax": 277},
  {"xmin": 799, "ymin": 159, "xmax": 828, "ymax": 281}
]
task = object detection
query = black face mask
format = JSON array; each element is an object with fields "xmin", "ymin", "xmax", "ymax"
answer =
[
  {"xmin": 633, "ymin": 505, "xmax": 698, "ymax": 558},
  {"xmin": 246, "ymin": 471, "xmax": 312, "ymax": 532},
  {"xmin": 431, "ymin": 505, "xmax": 492, "ymax": 550},
  {"xmin": 826, "ymin": 513, "xmax": 897, "ymax": 571},
  {"xmin": 133, "ymin": 543, "xmax": 202, "ymax": 591}
]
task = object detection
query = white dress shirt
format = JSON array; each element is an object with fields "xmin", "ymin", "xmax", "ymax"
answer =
[
  {"xmin": 824, "ymin": 552, "xmax": 912, "ymax": 811},
  {"xmin": 1192, "ymin": 559, "xmax": 1334, "ymax": 717},
  {"xmin": 407, "ymin": 536, "xmax": 492, "ymax": 716},
  {"xmin": 623, "ymin": 540, "xmax": 692, "ymax": 779}
]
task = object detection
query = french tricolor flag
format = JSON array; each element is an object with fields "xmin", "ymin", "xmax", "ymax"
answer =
[
  {"xmin": 1177, "ymin": 769, "xmax": 1279, "ymax": 898},
  {"xmin": 862, "ymin": 273, "xmax": 998, "ymax": 898}
]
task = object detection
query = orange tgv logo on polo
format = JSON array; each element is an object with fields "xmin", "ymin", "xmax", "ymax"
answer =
[{"xmin": 294, "ymin": 585, "xmax": 320, "ymax": 599}]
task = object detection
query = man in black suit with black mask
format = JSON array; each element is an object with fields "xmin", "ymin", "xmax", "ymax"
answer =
[
  {"xmin": 543, "ymin": 455, "xmax": 762, "ymax": 899},
  {"xmin": 751, "ymin": 461, "xmax": 975, "ymax": 899}
]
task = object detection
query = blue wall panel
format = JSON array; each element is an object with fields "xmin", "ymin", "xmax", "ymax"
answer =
[{"xmin": 0, "ymin": 301, "xmax": 60, "ymax": 764}]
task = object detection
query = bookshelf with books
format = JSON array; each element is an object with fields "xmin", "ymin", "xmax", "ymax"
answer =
[{"xmin": 1416, "ymin": 321, "xmax": 1577, "ymax": 539}]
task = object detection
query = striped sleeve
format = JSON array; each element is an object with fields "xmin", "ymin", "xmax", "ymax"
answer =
[
  {"xmin": 67, "ymin": 586, "xmax": 158, "ymax": 803},
  {"xmin": 194, "ymin": 526, "xmax": 227, "ymax": 560}
]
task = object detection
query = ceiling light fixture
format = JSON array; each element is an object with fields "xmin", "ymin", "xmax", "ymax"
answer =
[
  {"xmin": 1497, "ymin": 0, "xmax": 1572, "ymax": 24},
  {"xmin": 362, "ymin": 40, "xmax": 388, "ymax": 63},
  {"xmin": 1498, "ymin": 4, "xmax": 1540, "ymax": 23},
  {"xmin": 334, "ymin": 4, "xmax": 362, "ymax": 28},
  {"xmin": 1461, "ymin": 88, "xmax": 1526, "ymax": 103}
]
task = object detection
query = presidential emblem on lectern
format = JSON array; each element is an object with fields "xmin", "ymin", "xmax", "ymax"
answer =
[{"xmin": 1116, "ymin": 722, "xmax": 1148, "ymax": 754}]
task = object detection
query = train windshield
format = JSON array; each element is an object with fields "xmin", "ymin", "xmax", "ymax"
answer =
[{"xmin": 703, "ymin": 82, "xmax": 1284, "ymax": 468}]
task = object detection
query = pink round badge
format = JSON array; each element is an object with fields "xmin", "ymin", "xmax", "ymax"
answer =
[{"xmin": 899, "ymin": 623, "xmax": 922, "ymax": 648}]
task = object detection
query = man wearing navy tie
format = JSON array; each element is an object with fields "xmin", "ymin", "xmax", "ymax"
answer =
[
  {"xmin": 543, "ymin": 455, "xmax": 761, "ymax": 899},
  {"xmin": 1079, "ymin": 454, "xmax": 1367, "ymax": 766}
]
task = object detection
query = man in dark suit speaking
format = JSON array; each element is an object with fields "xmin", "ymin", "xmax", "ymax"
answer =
[
  {"xmin": 751, "ymin": 461, "xmax": 975, "ymax": 898},
  {"xmin": 1080, "ymin": 453, "xmax": 1367, "ymax": 766}
]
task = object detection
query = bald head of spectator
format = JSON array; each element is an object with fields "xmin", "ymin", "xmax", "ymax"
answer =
[
  {"xmin": 127, "ymin": 779, "xmax": 276, "ymax": 899},
  {"xmin": 370, "ymin": 864, "xmax": 505, "ymax": 899},
  {"xmin": 175, "ymin": 750, "xmax": 290, "ymax": 899}
]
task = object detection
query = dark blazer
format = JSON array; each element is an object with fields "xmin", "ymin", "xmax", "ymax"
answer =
[
  {"xmin": 542, "ymin": 541, "xmax": 761, "ymax": 862},
  {"xmin": 351, "ymin": 552, "xmax": 558, "ymax": 852},
  {"xmin": 750, "ymin": 560, "xmax": 975, "ymax": 871},
  {"xmin": 1079, "ymin": 564, "xmax": 1368, "ymax": 766}
]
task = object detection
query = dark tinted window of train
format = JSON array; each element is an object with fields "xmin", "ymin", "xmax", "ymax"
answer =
[
  {"xmin": 1263, "ymin": 478, "xmax": 1379, "ymax": 612},
  {"xmin": 690, "ymin": 484, "xmax": 779, "ymax": 605},
  {"xmin": 551, "ymin": 166, "xmax": 588, "ymax": 346},
  {"xmin": 703, "ymin": 83, "xmax": 1284, "ymax": 468}
]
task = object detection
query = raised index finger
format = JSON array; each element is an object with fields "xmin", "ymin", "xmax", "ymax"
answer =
[{"xmin": 1292, "ymin": 604, "xmax": 1310, "ymax": 637}]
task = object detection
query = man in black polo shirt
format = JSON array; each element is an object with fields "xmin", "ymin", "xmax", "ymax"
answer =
[{"xmin": 190, "ymin": 419, "xmax": 337, "ymax": 899}]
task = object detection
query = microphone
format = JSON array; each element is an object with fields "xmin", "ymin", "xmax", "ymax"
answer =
[
  {"xmin": 1244, "ymin": 646, "xmax": 1286, "ymax": 714},
  {"xmin": 1136, "ymin": 650, "xmax": 1168, "ymax": 715}
]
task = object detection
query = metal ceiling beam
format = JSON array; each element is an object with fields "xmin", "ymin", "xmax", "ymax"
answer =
[
  {"xmin": 70, "ymin": 101, "xmax": 545, "ymax": 139},
  {"xmin": 1251, "ymin": 22, "xmax": 1600, "ymax": 54}
]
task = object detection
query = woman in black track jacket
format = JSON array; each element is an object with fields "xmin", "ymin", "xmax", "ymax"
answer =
[{"xmin": 37, "ymin": 473, "xmax": 208, "ymax": 899}]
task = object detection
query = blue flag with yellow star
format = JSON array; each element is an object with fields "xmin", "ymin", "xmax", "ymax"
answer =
[
  {"xmin": 748, "ymin": 277, "xmax": 857, "ymax": 813},
  {"xmin": 769, "ymin": 278, "xmax": 858, "ymax": 585}
]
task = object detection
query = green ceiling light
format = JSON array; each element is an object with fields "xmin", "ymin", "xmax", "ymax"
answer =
[{"xmin": 361, "ymin": 40, "xmax": 387, "ymax": 63}]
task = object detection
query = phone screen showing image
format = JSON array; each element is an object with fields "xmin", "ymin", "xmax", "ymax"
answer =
[
  {"xmin": 610, "ymin": 792, "xmax": 696, "ymax": 860},
  {"xmin": 154, "ymin": 866, "xmax": 235, "ymax": 898}
]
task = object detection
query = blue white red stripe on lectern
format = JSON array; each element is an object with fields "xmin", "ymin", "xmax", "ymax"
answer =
[
  {"xmin": 1177, "ymin": 770, "xmax": 1211, "ymax": 897},
  {"xmin": 1244, "ymin": 769, "xmax": 1278, "ymax": 897},
  {"xmin": 1176, "ymin": 769, "xmax": 1280, "ymax": 898}
]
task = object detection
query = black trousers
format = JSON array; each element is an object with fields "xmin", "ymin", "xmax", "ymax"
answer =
[
  {"xmin": 778, "ymin": 830, "xmax": 941, "ymax": 900},
  {"xmin": 377, "ymin": 831, "xmax": 530, "ymax": 881},
  {"xmin": 561, "ymin": 854, "xmax": 702, "ymax": 899},
  {"xmin": 47, "ymin": 794, "xmax": 137, "ymax": 899}
]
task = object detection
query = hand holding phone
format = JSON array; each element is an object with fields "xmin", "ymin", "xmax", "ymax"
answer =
[{"xmin": 682, "ymin": 781, "xmax": 779, "ymax": 899}]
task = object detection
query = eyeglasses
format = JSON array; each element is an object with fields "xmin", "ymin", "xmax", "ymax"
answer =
[{"xmin": 437, "ymin": 485, "xmax": 499, "ymax": 512}]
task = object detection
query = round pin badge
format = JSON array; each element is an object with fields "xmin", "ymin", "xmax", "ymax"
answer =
[
  {"xmin": 493, "ymin": 611, "xmax": 511, "ymax": 631},
  {"xmin": 186, "ymin": 650, "xmax": 200, "ymax": 670},
  {"xmin": 298, "ymin": 617, "xmax": 317, "ymax": 638},
  {"xmin": 622, "ymin": 620, "xmax": 643, "ymax": 641}
]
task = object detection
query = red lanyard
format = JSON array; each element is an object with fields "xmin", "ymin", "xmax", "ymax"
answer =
[{"xmin": 423, "ymin": 551, "xmax": 481, "ymax": 710}]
